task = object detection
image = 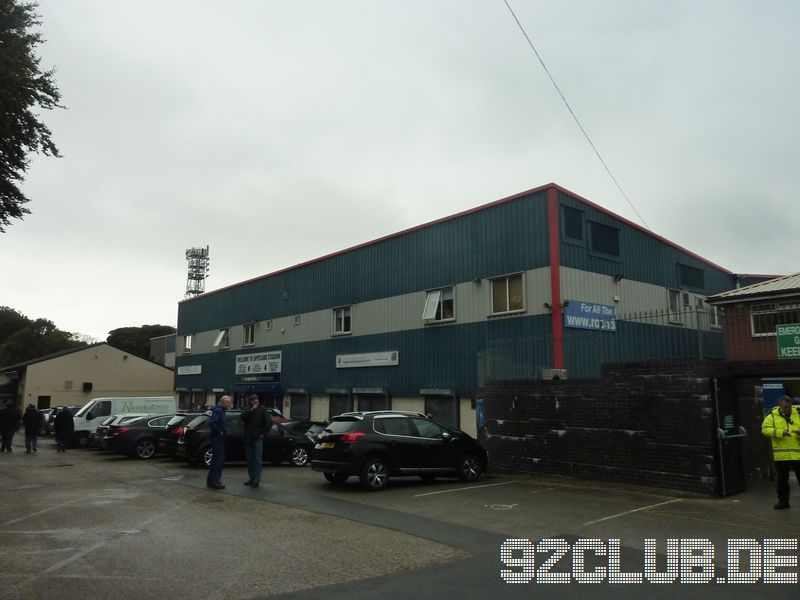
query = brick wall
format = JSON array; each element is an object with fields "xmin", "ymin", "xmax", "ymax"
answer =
[{"xmin": 480, "ymin": 362, "xmax": 726, "ymax": 495}]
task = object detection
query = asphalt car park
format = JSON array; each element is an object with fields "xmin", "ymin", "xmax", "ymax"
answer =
[{"xmin": 0, "ymin": 437, "xmax": 797, "ymax": 600}]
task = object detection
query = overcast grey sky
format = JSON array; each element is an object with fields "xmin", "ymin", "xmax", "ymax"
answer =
[{"xmin": 2, "ymin": 0, "xmax": 798, "ymax": 341}]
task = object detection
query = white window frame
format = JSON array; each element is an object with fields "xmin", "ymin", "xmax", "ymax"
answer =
[
  {"xmin": 265, "ymin": 319, "xmax": 272, "ymax": 331},
  {"xmin": 183, "ymin": 335, "xmax": 192, "ymax": 353},
  {"xmin": 333, "ymin": 306, "xmax": 351, "ymax": 335},
  {"xmin": 243, "ymin": 323, "xmax": 255, "ymax": 346},
  {"xmin": 423, "ymin": 287, "xmax": 455, "ymax": 322},
  {"xmin": 711, "ymin": 305, "xmax": 723, "ymax": 329},
  {"xmin": 667, "ymin": 289, "xmax": 683, "ymax": 324},
  {"xmin": 213, "ymin": 328, "xmax": 229, "ymax": 349},
  {"xmin": 490, "ymin": 274, "xmax": 525, "ymax": 316},
  {"xmin": 751, "ymin": 302, "xmax": 800, "ymax": 337}
]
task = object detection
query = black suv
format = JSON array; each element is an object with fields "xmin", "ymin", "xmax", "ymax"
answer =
[
  {"xmin": 178, "ymin": 410, "xmax": 314, "ymax": 468},
  {"xmin": 311, "ymin": 411, "xmax": 488, "ymax": 491}
]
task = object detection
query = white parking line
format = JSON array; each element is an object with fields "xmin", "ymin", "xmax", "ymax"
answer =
[
  {"xmin": 0, "ymin": 495, "xmax": 94, "ymax": 528},
  {"xmin": 582, "ymin": 498, "xmax": 682, "ymax": 526},
  {"xmin": 414, "ymin": 481, "xmax": 516, "ymax": 497}
]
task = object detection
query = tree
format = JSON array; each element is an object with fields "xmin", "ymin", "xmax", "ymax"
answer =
[
  {"xmin": 0, "ymin": 309, "xmax": 86, "ymax": 366},
  {"xmin": 0, "ymin": 0, "xmax": 62, "ymax": 232},
  {"xmin": 107, "ymin": 325, "xmax": 176, "ymax": 361}
]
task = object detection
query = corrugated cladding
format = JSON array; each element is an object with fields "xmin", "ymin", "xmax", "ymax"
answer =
[
  {"xmin": 178, "ymin": 316, "xmax": 552, "ymax": 396},
  {"xmin": 178, "ymin": 190, "xmax": 551, "ymax": 333},
  {"xmin": 557, "ymin": 190, "xmax": 733, "ymax": 294}
]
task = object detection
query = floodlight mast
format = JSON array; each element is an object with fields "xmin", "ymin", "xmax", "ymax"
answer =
[{"xmin": 185, "ymin": 245, "xmax": 210, "ymax": 299}]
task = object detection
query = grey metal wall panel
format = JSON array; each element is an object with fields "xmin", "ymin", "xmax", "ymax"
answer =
[
  {"xmin": 177, "ymin": 314, "xmax": 553, "ymax": 396},
  {"xmin": 557, "ymin": 191, "xmax": 734, "ymax": 294},
  {"xmin": 178, "ymin": 190, "xmax": 551, "ymax": 334},
  {"xmin": 183, "ymin": 267, "xmax": 552, "ymax": 355}
]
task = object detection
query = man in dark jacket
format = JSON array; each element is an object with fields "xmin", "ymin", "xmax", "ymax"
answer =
[
  {"xmin": 53, "ymin": 407, "xmax": 75, "ymax": 453},
  {"xmin": 241, "ymin": 394, "xmax": 274, "ymax": 489},
  {"xmin": 0, "ymin": 402, "xmax": 22, "ymax": 452},
  {"xmin": 206, "ymin": 395, "xmax": 232, "ymax": 490},
  {"xmin": 22, "ymin": 404, "xmax": 43, "ymax": 453}
]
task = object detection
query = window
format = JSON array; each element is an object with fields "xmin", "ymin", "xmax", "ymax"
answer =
[
  {"xmin": 668, "ymin": 289, "xmax": 683, "ymax": 324},
  {"xmin": 374, "ymin": 417, "xmax": 416, "ymax": 436},
  {"xmin": 491, "ymin": 274, "xmax": 524, "ymax": 315},
  {"xmin": 243, "ymin": 323, "xmax": 255, "ymax": 346},
  {"xmin": 562, "ymin": 206, "xmax": 584, "ymax": 242},
  {"xmin": 213, "ymin": 328, "xmax": 229, "ymax": 349},
  {"xmin": 422, "ymin": 287, "xmax": 455, "ymax": 322},
  {"xmin": 333, "ymin": 306, "xmax": 351, "ymax": 334},
  {"xmin": 589, "ymin": 221, "xmax": 620, "ymax": 257},
  {"xmin": 183, "ymin": 335, "xmax": 192, "ymax": 353},
  {"xmin": 751, "ymin": 302, "xmax": 800, "ymax": 337},
  {"xmin": 679, "ymin": 264, "xmax": 705, "ymax": 291},
  {"xmin": 711, "ymin": 305, "xmax": 723, "ymax": 329},
  {"xmin": 412, "ymin": 417, "xmax": 445, "ymax": 439},
  {"xmin": 266, "ymin": 320, "xmax": 272, "ymax": 331}
]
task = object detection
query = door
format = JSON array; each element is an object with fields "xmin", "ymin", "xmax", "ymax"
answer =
[
  {"xmin": 373, "ymin": 416, "xmax": 423, "ymax": 474},
  {"xmin": 713, "ymin": 377, "xmax": 746, "ymax": 496},
  {"xmin": 410, "ymin": 417, "xmax": 458, "ymax": 474}
]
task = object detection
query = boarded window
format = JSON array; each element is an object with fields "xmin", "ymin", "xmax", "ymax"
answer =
[
  {"xmin": 562, "ymin": 206, "xmax": 584, "ymax": 241},
  {"xmin": 679, "ymin": 264, "xmax": 705, "ymax": 290},
  {"xmin": 589, "ymin": 221, "xmax": 620, "ymax": 257}
]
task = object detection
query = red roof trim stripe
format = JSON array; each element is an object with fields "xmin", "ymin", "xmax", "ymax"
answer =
[{"xmin": 181, "ymin": 183, "xmax": 734, "ymax": 304}]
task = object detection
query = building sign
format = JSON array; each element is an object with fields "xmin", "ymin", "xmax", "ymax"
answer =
[
  {"xmin": 564, "ymin": 300, "xmax": 617, "ymax": 332},
  {"xmin": 177, "ymin": 365, "xmax": 202, "ymax": 376},
  {"xmin": 336, "ymin": 351, "xmax": 399, "ymax": 369},
  {"xmin": 776, "ymin": 324, "xmax": 800, "ymax": 359},
  {"xmin": 235, "ymin": 350, "xmax": 282, "ymax": 375}
]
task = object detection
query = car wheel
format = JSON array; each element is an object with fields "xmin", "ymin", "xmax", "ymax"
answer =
[
  {"xmin": 202, "ymin": 445, "xmax": 213, "ymax": 469},
  {"xmin": 360, "ymin": 458, "xmax": 389, "ymax": 491},
  {"xmin": 135, "ymin": 438, "xmax": 156, "ymax": 460},
  {"xmin": 75, "ymin": 433, "xmax": 89, "ymax": 449},
  {"xmin": 458, "ymin": 454, "xmax": 483, "ymax": 482},
  {"xmin": 290, "ymin": 446, "xmax": 309, "ymax": 467},
  {"xmin": 324, "ymin": 472, "xmax": 349, "ymax": 485}
]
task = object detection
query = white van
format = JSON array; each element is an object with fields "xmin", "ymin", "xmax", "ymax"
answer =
[{"xmin": 72, "ymin": 396, "xmax": 177, "ymax": 447}]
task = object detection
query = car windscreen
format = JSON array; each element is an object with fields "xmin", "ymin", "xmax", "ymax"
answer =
[
  {"xmin": 166, "ymin": 415, "xmax": 186, "ymax": 427},
  {"xmin": 324, "ymin": 418, "xmax": 361, "ymax": 434},
  {"xmin": 74, "ymin": 402, "xmax": 93, "ymax": 417}
]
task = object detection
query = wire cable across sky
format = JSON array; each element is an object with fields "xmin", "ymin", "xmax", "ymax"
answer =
[{"xmin": 502, "ymin": 0, "xmax": 650, "ymax": 230}]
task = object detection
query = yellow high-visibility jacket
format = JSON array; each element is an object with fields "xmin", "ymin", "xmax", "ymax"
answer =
[{"xmin": 762, "ymin": 406, "xmax": 800, "ymax": 461}]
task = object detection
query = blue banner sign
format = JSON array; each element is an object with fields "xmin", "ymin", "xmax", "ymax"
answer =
[{"xmin": 564, "ymin": 300, "xmax": 617, "ymax": 332}]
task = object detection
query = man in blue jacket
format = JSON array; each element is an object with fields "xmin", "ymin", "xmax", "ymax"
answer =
[{"xmin": 207, "ymin": 395, "xmax": 232, "ymax": 490}]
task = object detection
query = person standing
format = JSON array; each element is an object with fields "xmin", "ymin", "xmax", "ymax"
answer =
[
  {"xmin": 0, "ymin": 402, "xmax": 22, "ymax": 452},
  {"xmin": 53, "ymin": 407, "xmax": 74, "ymax": 453},
  {"xmin": 206, "ymin": 395, "xmax": 232, "ymax": 490},
  {"xmin": 22, "ymin": 404, "xmax": 43, "ymax": 453},
  {"xmin": 241, "ymin": 395, "xmax": 274, "ymax": 489},
  {"xmin": 762, "ymin": 395, "xmax": 800, "ymax": 509}
]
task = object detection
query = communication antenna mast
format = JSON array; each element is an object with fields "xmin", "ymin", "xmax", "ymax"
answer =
[{"xmin": 185, "ymin": 245, "xmax": 210, "ymax": 299}]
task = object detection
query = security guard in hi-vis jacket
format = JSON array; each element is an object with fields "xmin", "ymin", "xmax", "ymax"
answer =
[{"xmin": 762, "ymin": 395, "xmax": 800, "ymax": 509}]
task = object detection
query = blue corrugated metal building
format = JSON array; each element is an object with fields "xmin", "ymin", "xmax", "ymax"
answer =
[{"xmin": 175, "ymin": 183, "xmax": 745, "ymax": 435}]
